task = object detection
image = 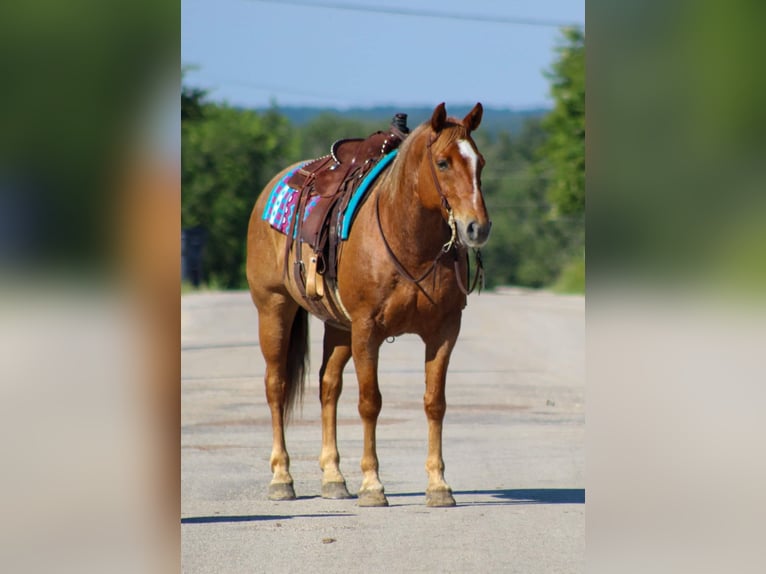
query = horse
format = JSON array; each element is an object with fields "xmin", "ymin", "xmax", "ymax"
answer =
[{"xmin": 246, "ymin": 102, "xmax": 491, "ymax": 507}]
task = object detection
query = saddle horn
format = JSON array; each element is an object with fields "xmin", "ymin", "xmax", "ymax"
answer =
[{"xmin": 391, "ymin": 113, "xmax": 409, "ymax": 135}]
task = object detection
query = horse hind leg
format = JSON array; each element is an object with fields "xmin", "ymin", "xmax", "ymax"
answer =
[
  {"xmin": 318, "ymin": 324, "xmax": 353, "ymax": 499},
  {"xmin": 257, "ymin": 297, "xmax": 309, "ymax": 500}
]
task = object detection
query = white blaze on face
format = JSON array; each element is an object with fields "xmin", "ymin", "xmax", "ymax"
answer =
[{"xmin": 457, "ymin": 139, "xmax": 480, "ymax": 209}]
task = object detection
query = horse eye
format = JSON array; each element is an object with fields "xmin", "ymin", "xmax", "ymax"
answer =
[{"xmin": 436, "ymin": 159, "xmax": 449, "ymax": 171}]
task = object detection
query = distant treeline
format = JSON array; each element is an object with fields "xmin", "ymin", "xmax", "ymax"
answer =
[
  {"xmin": 253, "ymin": 105, "xmax": 549, "ymax": 136},
  {"xmin": 182, "ymin": 29, "xmax": 584, "ymax": 293}
]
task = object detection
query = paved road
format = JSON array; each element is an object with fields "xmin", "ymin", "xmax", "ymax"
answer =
[{"xmin": 182, "ymin": 289, "xmax": 584, "ymax": 573}]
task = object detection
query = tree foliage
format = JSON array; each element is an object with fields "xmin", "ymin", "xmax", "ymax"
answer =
[
  {"xmin": 297, "ymin": 112, "xmax": 379, "ymax": 159},
  {"xmin": 181, "ymin": 85, "xmax": 206, "ymax": 122},
  {"xmin": 541, "ymin": 27, "xmax": 585, "ymax": 216},
  {"xmin": 479, "ymin": 119, "xmax": 582, "ymax": 289},
  {"xmin": 182, "ymin": 102, "xmax": 297, "ymax": 288}
]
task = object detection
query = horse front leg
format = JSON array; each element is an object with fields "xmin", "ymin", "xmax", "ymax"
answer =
[
  {"xmin": 422, "ymin": 317, "xmax": 461, "ymax": 507},
  {"xmin": 319, "ymin": 325, "xmax": 353, "ymax": 499},
  {"xmin": 351, "ymin": 325, "xmax": 388, "ymax": 507}
]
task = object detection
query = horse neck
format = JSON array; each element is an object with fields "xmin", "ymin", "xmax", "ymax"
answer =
[{"xmin": 377, "ymin": 136, "xmax": 451, "ymax": 259}]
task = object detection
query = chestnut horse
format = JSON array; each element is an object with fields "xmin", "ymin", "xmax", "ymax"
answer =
[{"xmin": 246, "ymin": 103, "xmax": 490, "ymax": 507}]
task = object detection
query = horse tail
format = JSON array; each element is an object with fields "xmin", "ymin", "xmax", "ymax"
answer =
[{"xmin": 284, "ymin": 306, "xmax": 309, "ymax": 423}]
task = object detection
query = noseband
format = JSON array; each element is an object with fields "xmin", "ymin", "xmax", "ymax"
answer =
[{"xmin": 375, "ymin": 130, "xmax": 484, "ymax": 297}]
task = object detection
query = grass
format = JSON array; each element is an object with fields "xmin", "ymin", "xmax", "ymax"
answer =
[{"xmin": 550, "ymin": 255, "xmax": 585, "ymax": 294}]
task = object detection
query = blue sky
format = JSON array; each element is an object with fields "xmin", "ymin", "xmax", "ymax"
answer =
[{"xmin": 182, "ymin": 0, "xmax": 584, "ymax": 110}]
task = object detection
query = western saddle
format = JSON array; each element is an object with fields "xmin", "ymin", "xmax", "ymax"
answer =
[{"xmin": 284, "ymin": 114, "xmax": 410, "ymax": 324}]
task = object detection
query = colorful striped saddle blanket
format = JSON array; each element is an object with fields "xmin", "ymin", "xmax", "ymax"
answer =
[
  {"xmin": 261, "ymin": 149, "xmax": 398, "ymax": 241},
  {"xmin": 262, "ymin": 164, "xmax": 317, "ymax": 236}
]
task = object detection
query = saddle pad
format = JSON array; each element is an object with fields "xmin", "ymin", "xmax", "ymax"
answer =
[
  {"xmin": 339, "ymin": 149, "xmax": 398, "ymax": 240},
  {"xmin": 262, "ymin": 164, "xmax": 319, "ymax": 236},
  {"xmin": 263, "ymin": 149, "xmax": 397, "ymax": 240}
]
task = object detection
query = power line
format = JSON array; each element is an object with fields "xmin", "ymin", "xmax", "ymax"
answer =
[{"xmin": 245, "ymin": 0, "xmax": 582, "ymax": 29}]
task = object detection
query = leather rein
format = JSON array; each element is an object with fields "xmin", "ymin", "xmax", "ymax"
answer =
[{"xmin": 375, "ymin": 131, "xmax": 484, "ymax": 296}]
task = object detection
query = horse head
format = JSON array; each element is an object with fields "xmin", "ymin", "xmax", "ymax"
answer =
[{"xmin": 424, "ymin": 102, "xmax": 492, "ymax": 248}]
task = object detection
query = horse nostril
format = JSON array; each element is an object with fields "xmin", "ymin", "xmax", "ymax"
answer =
[{"xmin": 467, "ymin": 221, "xmax": 478, "ymax": 240}]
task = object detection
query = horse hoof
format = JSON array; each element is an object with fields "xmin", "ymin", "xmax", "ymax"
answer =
[
  {"xmin": 357, "ymin": 490, "xmax": 389, "ymax": 507},
  {"xmin": 426, "ymin": 488, "xmax": 456, "ymax": 507},
  {"xmin": 268, "ymin": 483, "xmax": 296, "ymax": 501},
  {"xmin": 322, "ymin": 482, "xmax": 352, "ymax": 499}
]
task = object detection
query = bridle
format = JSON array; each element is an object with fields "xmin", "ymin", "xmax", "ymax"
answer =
[{"xmin": 375, "ymin": 130, "xmax": 485, "ymax": 297}]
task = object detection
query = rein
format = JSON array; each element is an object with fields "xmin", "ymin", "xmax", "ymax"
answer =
[{"xmin": 375, "ymin": 132, "xmax": 484, "ymax": 296}]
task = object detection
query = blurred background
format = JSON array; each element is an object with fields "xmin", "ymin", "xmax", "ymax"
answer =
[
  {"xmin": 0, "ymin": 1, "xmax": 180, "ymax": 573},
  {"xmin": 181, "ymin": 0, "xmax": 586, "ymax": 293},
  {"xmin": 2, "ymin": 0, "xmax": 766, "ymax": 572}
]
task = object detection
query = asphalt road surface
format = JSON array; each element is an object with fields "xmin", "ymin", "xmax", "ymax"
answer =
[{"xmin": 182, "ymin": 289, "xmax": 584, "ymax": 573}]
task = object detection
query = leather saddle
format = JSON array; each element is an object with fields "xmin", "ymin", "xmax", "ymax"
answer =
[{"xmin": 284, "ymin": 119, "xmax": 409, "ymax": 309}]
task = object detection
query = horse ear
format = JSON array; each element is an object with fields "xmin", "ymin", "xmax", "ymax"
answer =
[
  {"xmin": 430, "ymin": 102, "xmax": 447, "ymax": 133},
  {"xmin": 463, "ymin": 102, "xmax": 483, "ymax": 133}
]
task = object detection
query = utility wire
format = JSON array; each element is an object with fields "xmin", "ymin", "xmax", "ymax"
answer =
[{"xmin": 245, "ymin": 0, "xmax": 582, "ymax": 29}]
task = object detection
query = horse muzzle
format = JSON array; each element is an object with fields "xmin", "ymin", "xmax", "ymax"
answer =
[{"xmin": 456, "ymin": 219, "xmax": 491, "ymax": 248}]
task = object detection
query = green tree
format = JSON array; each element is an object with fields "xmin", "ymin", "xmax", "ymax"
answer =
[
  {"xmin": 478, "ymin": 27, "xmax": 585, "ymax": 292},
  {"xmin": 181, "ymin": 85, "xmax": 206, "ymax": 122},
  {"xmin": 481, "ymin": 119, "xmax": 579, "ymax": 289},
  {"xmin": 182, "ymin": 101, "xmax": 297, "ymax": 288},
  {"xmin": 539, "ymin": 27, "xmax": 585, "ymax": 292},
  {"xmin": 298, "ymin": 112, "xmax": 380, "ymax": 159},
  {"xmin": 541, "ymin": 27, "xmax": 585, "ymax": 216},
  {"xmin": 181, "ymin": 66, "xmax": 206, "ymax": 122}
]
